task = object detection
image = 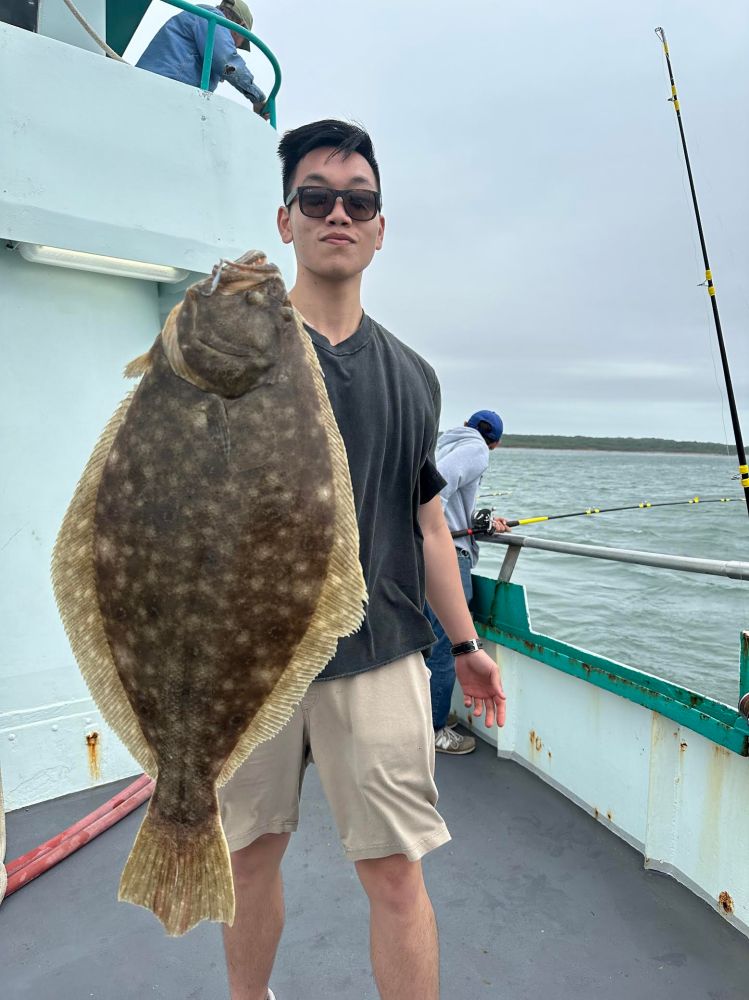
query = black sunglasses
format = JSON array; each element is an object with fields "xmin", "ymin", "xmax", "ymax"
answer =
[{"xmin": 285, "ymin": 186, "xmax": 382, "ymax": 221}]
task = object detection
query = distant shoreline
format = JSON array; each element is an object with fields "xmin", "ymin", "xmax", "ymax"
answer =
[{"xmin": 474, "ymin": 434, "xmax": 735, "ymax": 456}]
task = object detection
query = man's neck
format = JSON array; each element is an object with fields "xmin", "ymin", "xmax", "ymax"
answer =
[{"xmin": 289, "ymin": 268, "xmax": 364, "ymax": 347}]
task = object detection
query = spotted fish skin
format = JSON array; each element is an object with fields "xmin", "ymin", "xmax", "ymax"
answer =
[
  {"xmin": 53, "ymin": 252, "xmax": 366, "ymax": 934},
  {"xmin": 95, "ymin": 303, "xmax": 334, "ymax": 815}
]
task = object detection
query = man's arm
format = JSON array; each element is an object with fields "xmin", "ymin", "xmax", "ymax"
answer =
[
  {"xmin": 193, "ymin": 18, "xmax": 266, "ymax": 104},
  {"xmin": 419, "ymin": 495, "xmax": 506, "ymax": 728},
  {"xmin": 222, "ymin": 50, "xmax": 266, "ymax": 104}
]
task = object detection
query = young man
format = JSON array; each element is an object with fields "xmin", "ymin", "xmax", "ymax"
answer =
[
  {"xmin": 219, "ymin": 120, "xmax": 506, "ymax": 1000},
  {"xmin": 137, "ymin": 2, "xmax": 268, "ymax": 118},
  {"xmin": 426, "ymin": 412, "xmax": 510, "ymax": 756}
]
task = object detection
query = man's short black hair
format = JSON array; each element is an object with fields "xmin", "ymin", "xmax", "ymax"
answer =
[{"xmin": 278, "ymin": 120, "xmax": 381, "ymax": 201}]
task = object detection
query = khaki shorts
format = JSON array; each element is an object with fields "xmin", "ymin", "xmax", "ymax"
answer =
[{"xmin": 219, "ymin": 652, "xmax": 451, "ymax": 862}]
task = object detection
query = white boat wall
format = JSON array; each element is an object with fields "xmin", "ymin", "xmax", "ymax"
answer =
[{"xmin": 0, "ymin": 9, "xmax": 292, "ymax": 809}]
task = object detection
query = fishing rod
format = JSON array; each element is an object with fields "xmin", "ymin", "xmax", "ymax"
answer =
[
  {"xmin": 450, "ymin": 496, "xmax": 738, "ymax": 538},
  {"xmin": 655, "ymin": 27, "xmax": 749, "ymax": 517}
]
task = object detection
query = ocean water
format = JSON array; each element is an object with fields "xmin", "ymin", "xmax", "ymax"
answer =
[{"xmin": 475, "ymin": 449, "xmax": 748, "ymax": 707}]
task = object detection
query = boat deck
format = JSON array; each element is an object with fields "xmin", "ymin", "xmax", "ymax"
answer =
[{"xmin": 2, "ymin": 734, "xmax": 748, "ymax": 999}]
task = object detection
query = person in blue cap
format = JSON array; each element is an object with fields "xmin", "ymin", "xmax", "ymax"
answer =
[{"xmin": 425, "ymin": 410, "xmax": 510, "ymax": 754}]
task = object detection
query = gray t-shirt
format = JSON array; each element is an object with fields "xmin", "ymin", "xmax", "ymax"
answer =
[{"xmin": 305, "ymin": 314, "xmax": 445, "ymax": 680}]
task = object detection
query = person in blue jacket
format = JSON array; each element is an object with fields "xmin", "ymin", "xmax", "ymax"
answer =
[
  {"xmin": 426, "ymin": 410, "xmax": 510, "ymax": 755},
  {"xmin": 136, "ymin": 1, "xmax": 268, "ymax": 117}
]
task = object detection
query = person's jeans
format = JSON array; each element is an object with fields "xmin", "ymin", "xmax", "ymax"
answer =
[{"xmin": 425, "ymin": 548, "xmax": 473, "ymax": 731}]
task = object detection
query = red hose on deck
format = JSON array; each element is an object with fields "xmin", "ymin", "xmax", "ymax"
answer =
[{"xmin": 5, "ymin": 775, "xmax": 154, "ymax": 897}]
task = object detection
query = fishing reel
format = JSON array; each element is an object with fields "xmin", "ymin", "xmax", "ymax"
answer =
[{"xmin": 471, "ymin": 508, "xmax": 496, "ymax": 536}]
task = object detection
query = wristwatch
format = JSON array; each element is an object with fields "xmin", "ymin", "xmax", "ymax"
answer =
[{"xmin": 450, "ymin": 638, "xmax": 484, "ymax": 657}]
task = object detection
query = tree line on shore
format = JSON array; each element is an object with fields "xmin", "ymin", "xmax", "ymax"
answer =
[{"xmin": 496, "ymin": 434, "xmax": 734, "ymax": 454}]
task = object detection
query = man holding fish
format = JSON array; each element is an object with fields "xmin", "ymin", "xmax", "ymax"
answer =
[{"xmin": 219, "ymin": 120, "xmax": 506, "ymax": 1000}]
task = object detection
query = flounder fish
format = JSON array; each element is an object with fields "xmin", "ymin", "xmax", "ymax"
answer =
[{"xmin": 52, "ymin": 251, "xmax": 366, "ymax": 935}]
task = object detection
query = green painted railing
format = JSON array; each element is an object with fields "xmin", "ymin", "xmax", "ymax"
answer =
[
  {"xmin": 160, "ymin": 0, "xmax": 281, "ymax": 128},
  {"xmin": 470, "ymin": 574, "xmax": 749, "ymax": 756}
]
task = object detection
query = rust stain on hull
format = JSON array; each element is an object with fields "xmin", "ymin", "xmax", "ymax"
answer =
[
  {"xmin": 86, "ymin": 730, "xmax": 101, "ymax": 780},
  {"xmin": 718, "ymin": 891, "xmax": 734, "ymax": 915}
]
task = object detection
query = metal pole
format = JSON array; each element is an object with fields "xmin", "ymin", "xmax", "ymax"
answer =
[
  {"xmin": 200, "ymin": 19, "xmax": 216, "ymax": 91},
  {"xmin": 481, "ymin": 532, "xmax": 749, "ymax": 581},
  {"xmin": 655, "ymin": 27, "xmax": 749, "ymax": 517}
]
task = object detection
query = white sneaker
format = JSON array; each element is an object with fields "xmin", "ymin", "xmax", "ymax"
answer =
[{"xmin": 435, "ymin": 726, "xmax": 476, "ymax": 755}]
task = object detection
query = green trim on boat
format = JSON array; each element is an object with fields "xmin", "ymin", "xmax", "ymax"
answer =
[
  {"xmin": 471, "ymin": 574, "xmax": 749, "ymax": 756},
  {"xmin": 106, "ymin": 1, "xmax": 152, "ymax": 56}
]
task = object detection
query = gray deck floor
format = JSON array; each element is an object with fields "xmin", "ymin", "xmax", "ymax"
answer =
[{"xmin": 2, "ymin": 734, "xmax": 748, "ymax": 999}]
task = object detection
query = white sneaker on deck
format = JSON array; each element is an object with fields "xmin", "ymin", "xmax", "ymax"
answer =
[{"xmin": 435, "ymin": 726, "xmax": 476, "ymax": 755}]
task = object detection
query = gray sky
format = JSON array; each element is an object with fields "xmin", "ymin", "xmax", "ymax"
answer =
[{"xmin": 128, "ymin": 1, "xmax": 749, "ymax": 441}]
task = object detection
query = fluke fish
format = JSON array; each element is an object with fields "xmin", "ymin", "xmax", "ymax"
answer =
[{"xmin": 52, "ymin": 251, "xmax": 366, "ymax": 934}]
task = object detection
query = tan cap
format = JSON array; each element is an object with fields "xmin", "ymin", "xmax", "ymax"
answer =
[{"xmin": 222, "ymin": 0, "xmax": 253, "ymax": 49}]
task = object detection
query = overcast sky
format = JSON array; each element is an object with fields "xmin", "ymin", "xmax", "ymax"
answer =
[{"xmin": 127, "ymin": 1, "xmax": 748, "ymax": 442}]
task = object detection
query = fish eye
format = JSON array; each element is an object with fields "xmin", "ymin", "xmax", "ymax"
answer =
[{"xmin": 246, "ymin": 291, "xmax": 266, "ymax": 306}]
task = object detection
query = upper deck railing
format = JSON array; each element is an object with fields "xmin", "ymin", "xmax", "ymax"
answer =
[{"xmin": 160, "ymin": 0, "xmax": 282, "ymax": 128}]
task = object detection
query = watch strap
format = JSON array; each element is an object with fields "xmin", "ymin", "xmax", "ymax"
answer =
[{"xmin": 450, "ymin": 638, "xmax": 484, "ymax": 657}]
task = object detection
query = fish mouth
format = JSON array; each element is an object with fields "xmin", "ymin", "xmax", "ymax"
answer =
[{"xmin": 195, "ymin": 337, "xmax": 256, "ymax": 358}]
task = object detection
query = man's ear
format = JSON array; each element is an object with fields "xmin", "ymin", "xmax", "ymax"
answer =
[
  {"xmin": 277, "ymin": 205, "xmax": 293, "ymax": 245},
  {"xmin": 375, "ymin": 213, "xmax": 385, "ymax": 252}
]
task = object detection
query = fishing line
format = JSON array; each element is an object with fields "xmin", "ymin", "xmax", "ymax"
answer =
[
  {"xmin": 654, "ymin": 27, "xmax": 749, "ymax": 516},
  {"xmin": 659, "ymin": 44, "xmax": 732, "ymax": 458},
  {"xmin": 680, "ymin": 107, "xmax": 733, "ymax": 458}
]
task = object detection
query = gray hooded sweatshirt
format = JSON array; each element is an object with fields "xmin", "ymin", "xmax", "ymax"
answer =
[{"xmin": 436, "ymin": 426, "xmax": 489, "ymax": 567}]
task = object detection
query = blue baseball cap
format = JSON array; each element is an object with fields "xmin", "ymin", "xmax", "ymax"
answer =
[{"xmin": 466, "ymin": 410, "xmax": 503, "ymax": 442}]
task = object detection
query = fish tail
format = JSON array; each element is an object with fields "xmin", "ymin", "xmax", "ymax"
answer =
[{"xmin": 118, "ymin": 792, "xmax": 234, "ymax": 936}]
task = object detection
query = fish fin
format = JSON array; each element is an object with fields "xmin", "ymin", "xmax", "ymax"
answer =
[
  {"xmin": 118, "ymin": 794, "xmax": 234, "ymax": 936},
  {"xmin": 123, "ymin": 347, "xmax": 154, "ymax": 379},
  {"xmin": 51, "ymin": 390, "xmax": 157, "ymax": 777},
  {"xmin": 219, "ymin": 307, "xmax": 367, "ymax": 783}
]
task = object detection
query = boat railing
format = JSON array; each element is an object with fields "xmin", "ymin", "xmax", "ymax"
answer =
[
  {"xmin": 482, "ymin": 532, "xmax": 749, "ymax": 583},
  {"xmin": 159, "ymin": 0, "xmax": 282, "ymax": 128},
  {"xmin": 479, "ymin": 533, "xmax": 749, "ymax": 719}
]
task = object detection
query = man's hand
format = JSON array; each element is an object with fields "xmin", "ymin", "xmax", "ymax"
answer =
[
  {"xmin": 492, "ymin": 516, "xmax": 511, "ymax": 533},
  {"xmin": 455, "ymin": 650, "xmax": 506, "ymax": 728},
  {"xmin": 253, "ymin": 102, "xmax": 271, "ymax": 120}
]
